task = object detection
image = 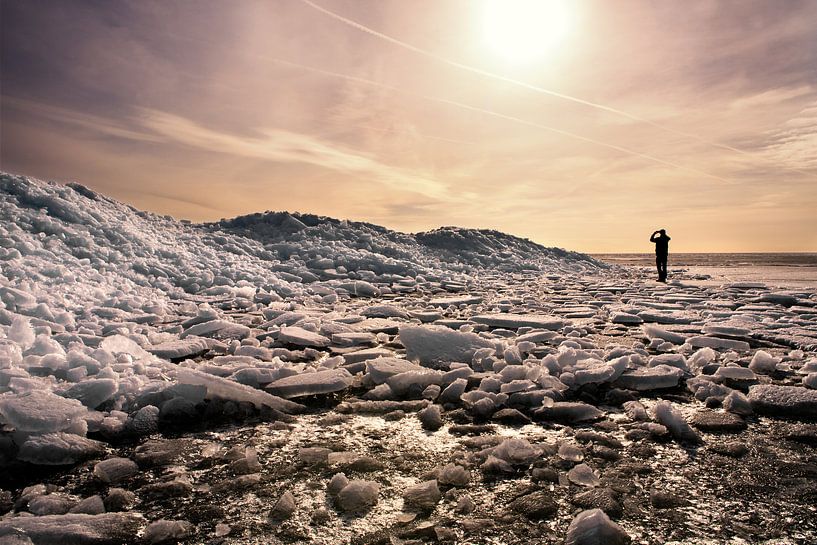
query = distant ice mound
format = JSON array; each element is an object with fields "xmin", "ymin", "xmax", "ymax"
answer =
[
  {"xmin": 416, "ymin": 226, "xmax": 600, "ymax": 271},
  {"xmin": 211, "ymin": 210, "xmax": 602, "ymax": 277}
]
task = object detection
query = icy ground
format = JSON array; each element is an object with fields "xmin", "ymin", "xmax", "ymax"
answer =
[{"xmin": 0, "ymin": 172, "xmax": 816, "ymax": 545}]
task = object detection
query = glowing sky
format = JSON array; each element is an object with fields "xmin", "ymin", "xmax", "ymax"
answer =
[{"xmin": 2, "ymin": 0, "xmax": 816, "ymax": 252}]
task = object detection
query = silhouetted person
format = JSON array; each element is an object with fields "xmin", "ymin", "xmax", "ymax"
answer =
[{"xmin": 650, "ymin": 229, "xmax": 670, "ymax": 282}]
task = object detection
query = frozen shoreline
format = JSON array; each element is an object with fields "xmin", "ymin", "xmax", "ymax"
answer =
[{"xmin": 1, "ymin": 173, "xmax": 816, "ymax": 544}]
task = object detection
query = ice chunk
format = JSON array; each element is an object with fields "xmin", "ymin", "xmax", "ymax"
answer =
[
  {"xmin": 748, "ymin": 350, "xmax": 780, "ymax": 374},
  {"xmin": 714, "ymin": 366, "xmax": 757, "ymax": 384},
  {"xmin": 361, "ymin": 305, "xmax": 409, "ymax": 319},
  {"xmin": 17, "ymin": 433, "xmax": 105, "ymax": 465},
  {"xmin": 24, "ymin": 335, "xmax": 65, "ymax": 357},
  {"xmin": 688, "ymin": 347, "xmax": 717, "ymax": 370},
  {"xmin": 470, "ymin": 314, "xmax": 565, "ymax": 330},
  {"xmin": 100, "ymin": 335, "xmax": 151, "ymax": 360},
  {"xmin": 505, "ymin": 489, "xmax": 558, "ymax": 520},
  {"xmin": 174, "ymin": 367, "xmax": 303, "ymax": 413},
  {"xmin": 613, "ymin": 365, "xmax": 683, "ymax": 391},
  {"xmin": 428, "ymin": 295, "xmax": 482, "ymax": 307},
  {"xmin": 299, "ymin": 447, "xmax": 331, "ymax": 465},
  {"xmin": 336, "ymin": 399, "xmax": 429, "ymax": 414},
  {"xmin": 565, "ymin": 509, "xmax": 631, "ymax": 545},
  {"xmin": 573, "ymin": 356, "xmax": 628, "ymax": 386},
  {"xmin": 338, "ymin": 280, "xmax": 380, "ymax": 297},
  {"xmin": 558, "ymin": 443, "xmax": 584, "ymax": 462},
  {"xmin": 181, "ymin": 320, "xmax": 250, "ymax": 340},
  {"xmin": 63, "ymin": 379, "xmax": 118, "ymax": 409},
  {"xmin": 269, "ymin": 491, "xmax": 296, "ymax": 519},
  {"xmin": 456, "ymin": 494, "xmax": 475, "ymax": 514},
  {"xmin": 0, "ymin": 341, "xmax": 24, "ymax": 369},
  {"xmin": 147, "ymin": 337, "xmax": 211, "ymax": 360},
  {"xmin": 9, "ymin": 317, "xmax": 35, "ymax": 350},
  {"xmin": 439, "ymin": 378, "xmax": 468, "ymax": 404},
  {"xmin": 363, "ymin": 357, "xmax": 422, "ymax": 386},
  {"xmin": 386, "ymin": 369, "xmax": 444, "ymax": 397},
  {"xmin": 499, "ymin": 365, "xmax": 528, "ymax": 382},
  {"xmin": 748, "ymin": 384, "xmax": 817, "ymax": 419},
  {"xmin": 143, "ymin": 520, "xmax": 194, "ymax": 544},
  {"xmin": 647, "ymin": 354, "xmax": 688, "ymax": 372},
  {"xmin": 611, "ymin": 312, "xmax": 642, "ymax": 324},
  {"xmin": 653, "ymin": 401, "xmax": 701, "ymax": 444},
  {"xmin": 362, "ymin": 383, "xmax": 394, "ymax": 401},
  {"xmin": 758, "ymin": 292, "xmax": 798, "ymax": 306},
  {"xmin": 28, "ymin": 494, "xmax": 77, "ymax": 516},
  {"xmin": 702, "ymin": 322, "xmax": 752, "ymax": 336},
  {"xmin": 69, "ymin": 495, "xmax": 105, "ymax": 515},
  {"xmin": 480, "ymin": 455, "xmax": 513, "ymax": 474},
  {"xmin": 688, "ymin": 336, "xmax": 750, "ymax": 352},
  {"xmin": 277, "ymin": 326, "xmax": 331, "ymax": 347},
  {"xmin": 421, "ymin": 384, "xmax": 440, "ymax": 401},
  {"xmin": 265, "ymin": 368, "xmax": 352, "ymax": 398},
  {"xmin": 403, "ymin": 480, "xmax": 441, "ymax": 510},
  {"xmin": 723, "ymin": 390, "xmax": 753, "ymax": 416},
  {"xmin": 327, "ymin": 473, "xmax": 349, "ymax": 496},
  {"xmin": 686, "ymin": 376, "xmax": 731, "ymax": 402},
  {"xmin": 568, "ymin": 463, "xmax": 600, "ymax": 487},
  {"xmin": 341, "ymin": 347, "xmax": 395, "ymax": 364},
  {"xmin": 0, "ymin": 513, "xmax": 144, "ymax": 544},
  {"xmin": 503, "ymin": 346, "xmax": 523, "ymax": 365},
  {"xmin": 0, "ymin": 390, "xmax": 87, "ymax": 433},
  {"xmin": 418, "ymin": 404, "xmax": 443, "ymax": 430},
  {"xmin": 798, "ymin": 360, "xmax": 817, "ymax": 376},
  {"xmin": 437, "ymin": 464, "xmax": 470, "ymax": 487},
  {"xmin": 0, "ymin": 287, "xmax": 37, "ymax": 311},
  {"xmin": 500, "ymin": 379, "xmax": 535, "ymax": 394},
  {"xmin": 805, "ymin": 373, "xmax": 817, "ymax": 389},
  {"xmin": 490, "ymin": 438, "xmax": 542, "ymax": 465},
  {"xmin": 399, "ymin": 324, "xmax": 495, "ymax": 369},
  {"xmin": 336, "ymin": 480, "xmax": 380, "ymax": 512},
  {"xmin": 536, "ymin": 402, "xmax": 603, "ymax": 423},
  {"xmin": 623, "ymin": 400, "xmax": 649, "ymax": 421},
  {"xmin": 94, "ymin": 457, "xmax": 138, "ymax": 483},
  {"xmin": 641, "ymin": 324, "xmax": 686, "ymax": 345},
  {"xmin": 104, "ymin": 488, "xmax": 136, "ymax": 512}
]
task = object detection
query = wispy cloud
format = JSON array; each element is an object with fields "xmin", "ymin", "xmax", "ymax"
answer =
[
  {"xmin": 760, "ymin": 100, "xmax": 817, "ymax": 170},
  {"xmin": 3, "ymin": 0, "xmax": 817, "ymax": 251},
  {"xmin": 2, "ymin": 95, "xmax": 161, "ymax": 143},
  {"xmin": 730, "ymin": 85, "xmax": 814, "ymax": 111},
  {"xmin": 139, "ymin": 109, "xmax": 452, "ymax": 200}
]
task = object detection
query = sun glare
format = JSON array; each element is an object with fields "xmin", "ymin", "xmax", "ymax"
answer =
[{"xmin": 481, "ymin": 0, "xmax": 572, "ymax": 65}]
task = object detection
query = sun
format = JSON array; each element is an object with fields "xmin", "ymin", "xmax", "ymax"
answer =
[{"xmin": 480, "ymin": 0, "xmax": 572, "ymax": 65}]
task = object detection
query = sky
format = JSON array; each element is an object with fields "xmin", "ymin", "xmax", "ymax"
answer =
[{"xmin": 1, "ymin": 0, "xmax": 816, "ymax": 253}]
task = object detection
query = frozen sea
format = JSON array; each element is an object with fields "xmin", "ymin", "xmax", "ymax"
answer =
[
  {"xmin": 593, "ymin": 253, "xmax": 817, "ymax": 289},
  {"xmin": 2, "ymin": 173, "xmax": 816, "ymax": 545}
]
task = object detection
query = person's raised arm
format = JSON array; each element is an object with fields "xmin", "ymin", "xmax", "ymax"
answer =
[{"xmin": 650, "ymin": 231, "xmax": 659, "ymax": 242}]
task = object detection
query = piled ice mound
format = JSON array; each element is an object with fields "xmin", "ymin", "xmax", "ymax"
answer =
[
  {"xmin": 0, "ymin": 172, "xmax": 600, "ymax": 315},
  {"xmin": 211, "ymin": 211, "xmax": 603, "ymax": 278},
  {"xmin": 0, "ymin": 172, "xmax": 607, "ymax": 467}
]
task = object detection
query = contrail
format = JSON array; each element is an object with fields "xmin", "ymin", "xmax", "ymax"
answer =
[
  {"xmin": 271, "ymin": 57, "xmax": 732, "ymax": 183},
  {"xmin": 298, "ymin": 0, "xmax": 815, "ymax": 178}
]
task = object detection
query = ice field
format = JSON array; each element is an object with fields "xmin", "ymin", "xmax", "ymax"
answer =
[{"xmin": 0, "ymin": 173, "xmax": 816, "ymax": 544}]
